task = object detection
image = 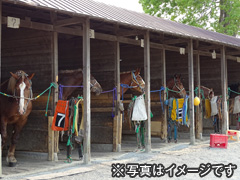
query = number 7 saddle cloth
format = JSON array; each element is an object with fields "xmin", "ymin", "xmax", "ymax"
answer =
[{"xmin": 52, "ymin": 100, "xmax": 70, "ymax": 131}]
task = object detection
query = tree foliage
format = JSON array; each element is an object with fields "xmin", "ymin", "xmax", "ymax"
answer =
[{"xmin": 139, "ymin": 0, "xmax": 240, "ymax": 36}]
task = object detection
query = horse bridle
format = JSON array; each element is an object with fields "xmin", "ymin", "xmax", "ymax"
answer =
[
  {"xmin": 13, "ymin": 73, "xmax": 33, "ymax": 114},
  {"xmin": 131, "ymin": 71, "xmax": 145, "ymax": 93},
  {"xmin": 173, "ymin": 77, "xmax": 185, "ymax": 93},
  {"xmin": 90, "ymin": 78, "xmax": 98, "ymax": 89}
]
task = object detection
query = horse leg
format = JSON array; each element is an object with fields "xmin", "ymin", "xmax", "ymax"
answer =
[
  {"xmin": 140, "ymin": 121, "xmax": 145, "ymax": 149},
  {"xmin": 7, "ymin": 120, "xmax": 27, "ymax": 167},
  {"xmin": 174, "ymin": 123, "xmax": 178, "ymax": 143},
  {"xmin": 135, "ymin": 122, "xmax": 141, "ymax": 150},
  {"xmin": 167, "ymin": 121, "xmax": 173, "ymax": 143},
  {"xmin": 0, "ymin": 117, "xmax": 8, "ymax": 149}
]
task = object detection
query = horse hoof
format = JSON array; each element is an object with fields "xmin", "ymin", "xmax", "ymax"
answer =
[{"xmin": 9, "ymin": 162, "xmax": 17, "ymax": 167}]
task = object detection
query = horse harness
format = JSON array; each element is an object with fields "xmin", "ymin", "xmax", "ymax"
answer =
[
  {"xmin": 131, "ymin": 71, "xmax": 145, "ymax": 93},
  {"xmin": 13, "ymin": 72, "xmax": 33, "ymax": 114},
  {"xmin": 90, "ymin": 78, "xmax": 98, "ymax": 89},
  {"xmin": 173, "ymin": 77, "xmax": 185, "ymax": 92}
]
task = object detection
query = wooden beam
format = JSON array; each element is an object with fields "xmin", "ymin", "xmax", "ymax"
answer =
[
  {"xmin": 95, "ymin": 32, "xmax": 117, "ymax": 41},
  {"xmin": 164, "ymin": 38, "xmax": 188, "ymax": 45},
  {"xmin": 118, "ymin": 36, "xmax": 141, "ymax": 46},
  {"xmin": 83, "ymin": 18, "xmax": 91, "ymax": 164},
  {"xmin": 226, "ymin": 51, "xmax": 240, "ymax": 56},
  {"xmin": 221, "ymin": 46, "xmax": 228, "ymax": 133},
  {"xmin": 198, "ymin": 44, "xmax": 220, "ymax": 51},
  {"xmin": 117, "ymin": 29, "xmax": 144, "ymax": 37},
  {"xmin": 2, "ymin": 16, "xmax": 83, "ymax": 36},
  {"xmin": 162, "ymin": 48, "xmax": 167, "ymax": 141},
  {"xmin": 2, "ymin": 16, "xmax": 239, "ymax": 61},
  {"xmin": 188, "ymin": 39, "xmax": 195, "ymax": 145},
  {"xmin": 144, "ymin": 30, "xmax": 151, "ymax": 152},
  {"xmin": 55, "ymin": 17, "xmax": 84, "ymax": 27}
]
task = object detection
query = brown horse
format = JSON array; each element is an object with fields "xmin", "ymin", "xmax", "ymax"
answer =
[
  {"xmin": 0, "ymin": 70, "xmax": 34, "ymax": 167},
  {"xmin": 120, "ymin": 68, "xmax": 145, "ymax": 97},
  {"xmin": 58, "ymin": 69, "xmax": 102, "ymax": 100},
  {"xmin": 199, "ymin": 86, "xmax": 214, "ymax": 99},
  {"xmin": 166, "ymin": 74, "xmax": 186, "ymax": 98}
]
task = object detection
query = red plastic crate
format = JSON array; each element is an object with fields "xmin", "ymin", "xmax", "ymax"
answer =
[{"xmin": 210, "ymin": 134, "xmax": 228, "ymax": 149}]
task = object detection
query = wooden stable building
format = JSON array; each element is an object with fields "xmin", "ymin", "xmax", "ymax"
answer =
[{"xmin": 1, "ymin": 0, "xmax": 240, "ymax": 165}]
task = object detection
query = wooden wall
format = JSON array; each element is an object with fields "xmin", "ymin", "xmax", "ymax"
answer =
[{"xmin": 2, "ymin": 27, "xmax": 53, "ymax": 152}]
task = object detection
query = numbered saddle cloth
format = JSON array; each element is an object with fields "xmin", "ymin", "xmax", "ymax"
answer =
[
  {"xmin": 52, "ymin": 100, "xmax": 69, "ymax": 131},
  {"xmin": 233, "ymin": 96, "xmax": 240, "ymax": 114}
]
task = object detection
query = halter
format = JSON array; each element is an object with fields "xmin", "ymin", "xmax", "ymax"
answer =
[
  {"xmin": 201, "ymin": 86, "xmax": 213, "ymax": 99},
  {"xmin": 173, "ymin": 77, "xmax": 185, "ymax": 93},
  {"xmin": 131, "ymin": 71, "xmax": 145, "ymax": 93},
  {"xmin": 13, "ymin": 72, "xmax": 33, "ymax": 114},
  {"xmin": 90, "ymin": 79, "xmax": 97, "ymax": 89}
]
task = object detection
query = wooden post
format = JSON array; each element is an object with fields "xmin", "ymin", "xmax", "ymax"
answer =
[
  {"xmin": 116, "ymin": 40, "xmax": 121, "ymax": 152},
  {"xmin": 52, "ymin": 32, "xmax": 59, "ymax": 158},
  {"xmin": 195, "ymin": 53, "xmax": 202, "ymax": 139},
  {"xmin": 48, "ymin": 117, "xmax": 54, "ymax": 161},
  {"xmin": 83, "ymin": 18, "xmax": 91, "ymax": 164},
  {"xmin": 221, "ymin": 46, "xmax": 228, "ymax": 133},
  {"xmin": 113, "ymin": 40, "xmax": 121, "ymax": 152},
  {"xmin": 162, "ymin": 48, "xmax": 168, "ymax": 141},
  {"xmin": 0, "ymin": 1, "xmax": 2, "ymax": 175},
  {"xmin": 0, "ymin": 0, "xmax": 2, "ymax": 90},
  {"xmin": 52, "ymin": 32, "xmax": 58, "ymax": 111},
  {"xmin": 144, "ymin": 31, "xmax": 151, "ymax": 152},
  {"xmin": 188, "ymin": 39, "xmax": 195, "ymax": 145}
]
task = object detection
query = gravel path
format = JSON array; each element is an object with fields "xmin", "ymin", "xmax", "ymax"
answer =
[{"xmin": 4, "ymin": 138, "xmax": 238, "ymax": 180}]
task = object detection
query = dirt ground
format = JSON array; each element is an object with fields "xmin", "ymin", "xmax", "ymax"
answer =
[{"xmin": 1, "ymin": 135, "xmax": 240, "ymax": 180}]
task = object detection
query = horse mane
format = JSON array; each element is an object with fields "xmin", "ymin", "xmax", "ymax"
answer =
[
  {"xmin": 59, "ymin": 68, "xmax": 83, "ymax": 74},
  {"xmin": 7, "ymin": 70, "xmax": 27, "ymax": 94},
  {"xmin": 201, "ymin": 86, "xmax": 212, "ymax": 91},
  {"xmin": 120, "ymin": 71, "xmax": 132, "ymax": 74},
  {"xmin": 7, "ymin": 76, "xmax": 17, "ymax": 94}
]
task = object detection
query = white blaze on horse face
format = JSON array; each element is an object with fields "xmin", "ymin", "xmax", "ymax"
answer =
[{"xmin": 19, "ymin": 82, "xmax": 26, "ymax": 115}]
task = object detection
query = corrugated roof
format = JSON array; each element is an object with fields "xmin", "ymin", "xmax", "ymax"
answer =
[{"xmin": 5, "ymin": 0, "xmax": 240, "ymax": 48}]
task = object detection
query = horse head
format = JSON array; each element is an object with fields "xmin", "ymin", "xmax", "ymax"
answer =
[
  {"xmin": 131, "ymin": 68, "xmax": 145, "ymax": 94},
  {"xmin": 199, "ymin": 86, "xmax": 214, "ymax": 99},
  {"xmin": 208, "ymin": 88, "xmax": 214, "ymax": 99},
  {"xmin": 9, "ymin": 71, "xmax": 34, "ymax": 115},
  {"xmin": 167, "ymin": 74, "xmax": 186, "ymax": 98},
  {"xmin": 90, "ymin": 74, "xmax": 102, "ymax": 96}
]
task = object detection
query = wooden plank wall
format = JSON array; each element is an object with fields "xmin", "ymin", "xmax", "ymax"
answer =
[
  {"xmin": 58, "ymin": 35, "xmax": 115, "ymax": 145},
  {"xmin": 2, "ymin": 27, "xmax": 53, "ymax": 152}
]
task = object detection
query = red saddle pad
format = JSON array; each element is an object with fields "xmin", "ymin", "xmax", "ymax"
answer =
[{"xmin": 52, "ymin": 100, "xmax": 69, "ymax": 131}]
